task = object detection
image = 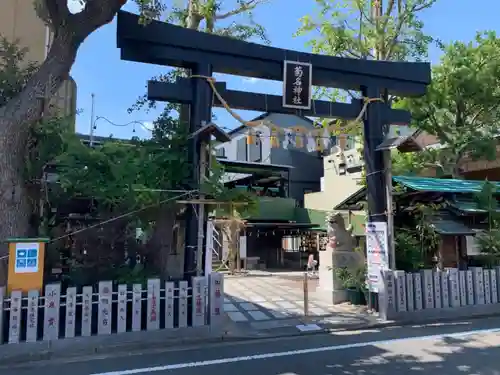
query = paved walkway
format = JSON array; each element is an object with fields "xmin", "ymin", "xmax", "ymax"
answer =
[{"xmin": 224, "ymin": 274, "xmax": 370, "ymax": 325}]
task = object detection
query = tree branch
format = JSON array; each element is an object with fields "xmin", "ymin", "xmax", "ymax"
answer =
[
  {"xmin": 215, "ymin": 0, "xmax": 267, "ymax": 20},
  {"xmin": 470, "ymin": 103, "xmax": 500, "ymax": 126},
  {"xmin": 43, "ymin": 0, "xmax": 71, "ymax": 27},
  {"xmin": 71, "ymin": 0, "xmax": 126, "ymax": 39},
  {"xmin": 383, "ymin": 2, "xmax": 409, "ymax": 60},
  {"xmin": 354, "ymin": 0, "xmax": 373, "ymax": 26}
]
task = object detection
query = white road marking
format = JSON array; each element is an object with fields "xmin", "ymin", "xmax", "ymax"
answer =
[
  {"xmin": 89, "ymin": 327, "xmax": 500, "ymax": 375},
  {"xmin": 296, "ymin": 324, "xmax": 322, "ymax": 332}
]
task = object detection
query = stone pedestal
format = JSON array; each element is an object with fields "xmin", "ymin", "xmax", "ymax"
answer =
[
  {"xmin": 317, "ymin": 249, "xmax": 350, "ymax": 304},
  {"xmin": 316, "ymin": 212, "xmax": 362, "ymax": 304}
]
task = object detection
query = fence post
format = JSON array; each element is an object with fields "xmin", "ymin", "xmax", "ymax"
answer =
[
  {"xmin": 448, "ymin": 269, "xmax": 460, "ymax": 308},
  {"xmin": 413, "ymin": 273, "xmax": 423, "ymax": 310},
  {"xmin": 459, "ymin": 270, "xmax": 467, "ymax": 306},
  {"xmin": 81, "ymin": 286, "xmax": 93, "ymax": 337},
  {"xmin": 165, "ymin": 282, "xmax": 174, "ymax": 329},
  {"xmin": 433, "ymin": 271, "xmax": 442, "ymax": 309},
  {"xmin": 421, "ymin": 269, "xmax": 434, "ymax": 309},
  {"xmin": 209, "ymin": 273, "xmax": 224, "ymax": 326},
  {"xmin": 491, "ymin": 269, "xmax": 498, "ymax": 304},
  {"xmin": 484, "ymin": 270, "xmax": 492, "ymax": 304},
  {"xmin": 9, "ymin": 290, "xmax": 22, "ymax": 344},
  {"xmin": 0, "ymin": 286, "xmax": 4, "ymax": 344},
  {"xmin": 26, "ymin": 290, "xmax": 39, "ymax": 343},
  {"xmin": 98, "ymin": 281, "xmax": 112, "ymax": 335},
  {"xmin": 147, "ymin": 279, "xmax": 160, "ymax": 331},
  {"xmin": 43, "ymin": 283, "xmax": 61, "ymax": 341},
  {"xmin": 406, "ymin": 272, "xmax": 414, "ymax": 311},
  {"xmin": 440, "ymin": 270, "xmax": 450, "ymax": 308},
  {"xmin": 65, "ymin": 287, "xmax": 77, "ymax": 338},
  {"xmin": 192, "ymin": 276, "xmax": 206, "ymax": 327},
  {"xmin": 496, "ymin": 267, "xmax": 500, "ymax": 302},
  {"xmin": 132, "ymin": 283, "xmax": 142, "ymax": 332},
  {"xmin": 466, "ymin": 270, "xmax": 474, "ymax": 305},
  {"xmin": 394, "ymin": 271, "xmax": 407, "ymax": 312},
  {"xmin": 471, "ymin": 267, "xmax": 485, "ymax": 305},
  {"xmin": 178, "ymin": 281, "xmax": 188, "ymax": 328},
  {"xmin": 303, "ymin": 272, "xmax": 309, "ymax": 318},
  {"xmin": 117, "ymin": 284, "xmax": 127, "ymax": 334},
  {"xmin": 378, "ymin": 269, "xmax": 396, "ymax": 320}
]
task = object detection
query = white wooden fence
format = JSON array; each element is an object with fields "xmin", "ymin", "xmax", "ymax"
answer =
[
  {"xmin": 0, "ymin": 273, "xmax": 224, "ymax": 345},
  {"xmin": 378, "ymin": 267, "xmax": 500, "ymax": 320}
]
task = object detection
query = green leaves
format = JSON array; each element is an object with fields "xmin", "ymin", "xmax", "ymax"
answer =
[
  {"xmin": 200, "ymin": 155, "xmax": 257, "ymax": 217},
  {"xmin": 474, "ymin": 181, "xmax": 500, "ymax": 265},
  {"xmin": 296, "ymin": 0, "xmax": 436, "ymax": 62},
  {"xmin": 405, "ymin": 32, "xmax": 500, "ymax": 177},
  {"xmin": 0, "ymin": 36, "xmax": 38, "ymax": 107},
  {"xmin": 295, "ymin": 0, "xmax": 437, "ymax": 176},
  {"xmin": 46, "ymin": 113, "xmax": 190, "ymax": 212}
]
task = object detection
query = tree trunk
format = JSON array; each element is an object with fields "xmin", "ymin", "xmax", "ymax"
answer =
[
  {"xmin": 0, "ymin": 0, "xmax": 126, "ymax": 284},
  {"xmin": 0, "ymin": 35, "xmax": 78, "ymax": 284},
  {"xmin": 148, "ymin": 205, "xmax": 180, "ymax": 280}
]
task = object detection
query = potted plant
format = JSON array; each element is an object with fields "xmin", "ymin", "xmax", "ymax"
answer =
[{"xmin": 335, "ymin": 264, "xmax": 368, "ymax": 305}]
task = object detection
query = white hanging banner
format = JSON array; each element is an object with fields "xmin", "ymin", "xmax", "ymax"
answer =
[
  {"xmin": 205, "ymin": 220, "xmax": 214, "ymax": 276},
  {"xmin": 366, "ymin": 221, "xmax": 389, "ymax": 292},
  {"xmin": 239, "ymin": 235, "xmax": 247, "ymax": 259}
]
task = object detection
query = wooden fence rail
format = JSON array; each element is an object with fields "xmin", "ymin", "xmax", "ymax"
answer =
[{"xmin": 0, "ymin": 273, "xmax": 224, "ymax": 345}]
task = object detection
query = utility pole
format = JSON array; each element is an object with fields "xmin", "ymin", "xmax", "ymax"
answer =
[
  {"xmin": 372, "ymin": 0, "xmax": 395, "ymax": 269},
  {"xmin": 196, "ymin": 125, "xmax": 209, "ymax": 276},
  {"xmin": 89, "ymin": 93, "xmax": 96, "ymax": 147}
]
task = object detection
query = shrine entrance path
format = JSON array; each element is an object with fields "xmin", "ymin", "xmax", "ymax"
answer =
[{"xmin": 223, "ymin": 273, "xmax": 375, "ymax": 330}]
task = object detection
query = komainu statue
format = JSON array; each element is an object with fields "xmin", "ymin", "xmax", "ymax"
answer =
[
  {"xmin": 317, "ymin": 211, "xmax": 363, "ymax": 303},
  {"xmin": 325, "ymin": 211, "xmax": 356, "ymax": 253}
]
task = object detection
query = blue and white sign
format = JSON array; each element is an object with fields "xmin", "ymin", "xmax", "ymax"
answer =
[{"xmin": 14, "ymin": 243, "xmax": 40, "ymax": 274}]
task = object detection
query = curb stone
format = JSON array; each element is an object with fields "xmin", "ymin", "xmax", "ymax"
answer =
[{"xmin": 0, "ymin": 333, "xmax": 254, "ymax": 366}]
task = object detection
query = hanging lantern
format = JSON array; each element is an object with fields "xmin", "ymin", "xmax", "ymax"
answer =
[
  {"xmin": 315, "ymin": 133, "xmax": 324, "ymax": 152},
  {"xmin": 292, "ymin": 126, "xmax": 305, "ymax": 148},
  {"xmin": 246, "ymin": 129, "xmax": 255, "ymax": 145},
  {"xmin": 270, "ymin": 126, "xmax": 280, "ymax": 148},
  {"xmin": 338, "ymin": 134, "xmax": 347, "ymax": 151}
]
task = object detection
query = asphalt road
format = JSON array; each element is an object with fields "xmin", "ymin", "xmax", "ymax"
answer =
[{"xmin": 4, "ymin": 317, "xmax": 500, "ymax": 375}]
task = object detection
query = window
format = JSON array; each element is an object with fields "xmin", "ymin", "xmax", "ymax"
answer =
[
  {"xmin": 248, "ymin": 138, "xmax": 262, "ymax": 162},
  {"xmin": 344, "ymin": 136, "xmax": 356, "ymax": 150},
  {"xmin": 215, "ymin": 147, "xmax": 226, "ymax": 158},
  {"xmin": 236, "ymin": 137, "xmax": 247, "ymax": 161}
]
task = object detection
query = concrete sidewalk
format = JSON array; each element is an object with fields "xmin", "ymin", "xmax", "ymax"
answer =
[{"xmin": 223, "ymin": 274, "xmax": 373, "ymax": 325}]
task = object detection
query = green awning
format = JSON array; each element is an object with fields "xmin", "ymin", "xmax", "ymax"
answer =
[
  {"xmin": 429, "ymin": 217, "xmax": 475, "ymax": 235},
  {"xmin": 393, "ymin": 176, "xmax": 500, "ymax": 194},
  {"xmin": 337, "ymin": 177, "xmax": 500, "ymax": 211},
  {"xmin": 449, "ymin": 198, "xmax": 500, "ymax": 214}
]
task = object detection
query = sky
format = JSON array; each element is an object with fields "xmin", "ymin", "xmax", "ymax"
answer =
[{"xmin": 68, "ymin": 0, "xmax": 500, "ymax": 140}]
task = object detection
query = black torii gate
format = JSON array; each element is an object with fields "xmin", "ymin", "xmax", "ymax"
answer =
[{"xmin": 116, "ymin": 11, "xmax": 431, "ymax": 278}]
